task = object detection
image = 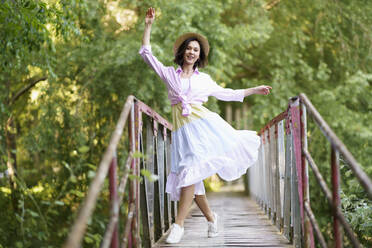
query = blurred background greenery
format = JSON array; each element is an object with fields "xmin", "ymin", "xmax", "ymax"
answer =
[{"xmin": 0, "ymin": 0, "xmax": 371, "ymax": 247}]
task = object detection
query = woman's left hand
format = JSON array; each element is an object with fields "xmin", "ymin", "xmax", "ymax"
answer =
[{"xmin": 254, "ymin": 85, "xmax": 272, "ymax": 95}]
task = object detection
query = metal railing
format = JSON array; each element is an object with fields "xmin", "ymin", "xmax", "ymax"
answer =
[
  {"xmin": 63, "ymin": 93, "xmax": 372, "ymax": 248},
  {"xmin": 63, "ymin": 95, "xmax": 176, "ymax": 248},
  {"xmin": 248, "ymin": 93, "xmax": 372, "ymax": 248}
]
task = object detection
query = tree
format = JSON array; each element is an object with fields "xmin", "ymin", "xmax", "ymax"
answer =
[{"xmin": 0, "ymin": 0, "xmax": 371, "ymax": 246}]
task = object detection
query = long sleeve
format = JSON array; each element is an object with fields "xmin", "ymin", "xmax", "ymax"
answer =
[
  {"xmin": 139, "ymin": 45, "xmax": 169, "ymax": 82},
  {"xmin": 208, "ymin": 76, "xmax": 245, "ymax": 102}
]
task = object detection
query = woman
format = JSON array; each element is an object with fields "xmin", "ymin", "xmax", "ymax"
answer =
[{"xmin": 139, "ymin": 7, "xmax": 271, "ymax": 244}]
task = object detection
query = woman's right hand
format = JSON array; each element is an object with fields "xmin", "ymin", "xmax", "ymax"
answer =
[{"xmin": 145, "ymin": 7, "xmax": 155, "ymax": 25}]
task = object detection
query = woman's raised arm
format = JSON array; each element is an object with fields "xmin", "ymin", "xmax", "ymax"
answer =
[
  {"xmin": 142, "ymin": 7, "xmax": 155, "ymax": 46},
  {"xmin": 139, "ymin": 7, "xmax": 171, "ymax": 83}
]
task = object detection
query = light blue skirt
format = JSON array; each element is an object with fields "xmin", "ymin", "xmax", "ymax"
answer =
[{"xmin": 165, "ymin": 103, "xmax": 260, "ymax": 201}]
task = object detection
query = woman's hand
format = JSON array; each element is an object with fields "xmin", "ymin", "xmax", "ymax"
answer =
[
  {"xmin": 145, "ymin": 7, "xmax": 155, "ymax": 25},
  {"xmin": 142, "ymin": 7, "xmax": 155, "ymax": 46},
  {"xmin": 244, "ymin": 85, "xmax": 272, "ymax": 97},
  {"xmin": 253, "ymin": 85, "xmax": 272, "ymax": 95}
]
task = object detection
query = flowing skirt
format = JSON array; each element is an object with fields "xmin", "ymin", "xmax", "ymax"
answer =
[{"xmin": 165, "ymin": 103, "xmax": 260, "ymax": 201}]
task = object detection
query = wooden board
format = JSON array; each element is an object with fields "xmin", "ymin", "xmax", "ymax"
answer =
[{"xmin": 154, "ymin": 191, "xmax": 292, "ymax": 247}]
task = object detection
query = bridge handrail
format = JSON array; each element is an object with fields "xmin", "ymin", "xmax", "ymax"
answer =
[
  {"xmin": 63, "ymin": 95, "xmax": 174, "ymax": 248},
  {"xmin": 299, "ymin": 93, "xmax": 372, "ymax": 197},
  {"xmin": 249, "ymin": 93, "xmax": 371, "ymax": 248}
]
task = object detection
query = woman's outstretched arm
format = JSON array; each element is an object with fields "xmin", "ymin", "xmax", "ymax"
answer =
[
  {"xmin": 209, "ymin": 74, "xmax": 272, "ymax": 102},
  {"xmin": 142, "ymin": 7, "xmax": 155, "ymax": 46}
]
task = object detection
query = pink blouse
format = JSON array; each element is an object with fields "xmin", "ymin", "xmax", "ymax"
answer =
[{"xmin": 139, "ymin": 45, "xmax": 245, "ymax": 116}]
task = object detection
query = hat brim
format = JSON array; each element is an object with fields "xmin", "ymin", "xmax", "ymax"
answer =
[{"xmin": 173, "ymin": 32, "xmax": 209, "ymax": 57}]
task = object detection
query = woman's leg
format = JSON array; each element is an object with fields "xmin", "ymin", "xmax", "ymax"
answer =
[
  {"xmin": 194, "ymin": 194, "xmax": 215, "ymax": 222},
  {"xmin": 175, "ymin": 184, "xmax": 195, "ymax": 227}
]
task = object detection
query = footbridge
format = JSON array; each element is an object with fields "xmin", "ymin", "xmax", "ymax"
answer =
[{"xmin": 63, "ymin": 94, "xmax": 371, "ymax": 248}]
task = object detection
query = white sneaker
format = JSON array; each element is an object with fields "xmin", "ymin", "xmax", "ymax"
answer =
[
  {"xmin": 208, "ymin": 212, "xmax": 218, "ymax": 238},
  {"xmin": 166, "ymin": 223, "xmax": 184, "ymax": 244}
]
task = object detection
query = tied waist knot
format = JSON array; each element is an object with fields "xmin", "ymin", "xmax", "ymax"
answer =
[{"xmin": 172, "ymin": 94, "xmax": 192, "ymax": 117}]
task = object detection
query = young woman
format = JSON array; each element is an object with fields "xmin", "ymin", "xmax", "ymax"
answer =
[{"xmin": 139, "ymin": 7, "xmax": 271, "ymax": 244}]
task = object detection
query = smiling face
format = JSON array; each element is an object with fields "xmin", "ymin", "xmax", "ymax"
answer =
[
  {"xmin": 174, "ymin": 37, "xmax": 207, "ymax": 69},
  {"xmin": 183, "ymin": 40, "xmax": 200, "ymax": 66}
]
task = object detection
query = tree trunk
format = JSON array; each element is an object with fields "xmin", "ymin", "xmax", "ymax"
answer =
[
  {"xmin": 4, "ymin": 75, "xmax": 46, "ymax": 214},
  {"xmin": 6, "ymin": 116, "xmax": 20, "ymax": 213}
]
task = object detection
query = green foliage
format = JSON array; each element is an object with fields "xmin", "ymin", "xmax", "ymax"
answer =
[
  {"xmin": 0, "ymin": 0, "xmax": 371, "ymax": 246},
  {"xmin": 342, "ymin": 191, "xmax": 372, "ymax": 242}
]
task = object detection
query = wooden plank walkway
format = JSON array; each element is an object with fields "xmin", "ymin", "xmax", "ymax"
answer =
[{"xmin": 154, "ymin": 191, "xmax": 292, "ymax": 247}]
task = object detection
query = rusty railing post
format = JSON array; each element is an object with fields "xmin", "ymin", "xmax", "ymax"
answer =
[
  {"xmin": 289, "ymin": 97, "xmax": 304, "ymax": 247},
  {"xmin": 129, "ymin": 101, "xmax": 142, "ymax": 247},
  {"xmin": 300, "ymin": 101, "xmax": 315, "ymax": 248},
  {"xmin": 276, "ymin": 120, "xmax": 286, "ymax": 231},
  {"xmin": 135, "ymin": 102, "xmax": 142, "ymax": 247},
  {"xmin": 283, "ymin": 114, "xmax": 292, "ymax": 241},
  {"xmin": 127, "ymin": 102, "xmax": 134, "ymax": 247},
  {"xmin": 153, "ymin": 120, "xmax": 162, "ymax": 241},
  {"xmin": 109, "ymin": 155, "xmax": 119, "ymax": 248},
  {"xmin": 331, "ymin": 146, "xmax": 342, "ymax": 248},
  {"xmin": 163, "ymin": 126, "xmax": 172, "ymax": 231},
  {"xmin": 274, "ymin": 123, "xmax": 281, "ymax": 230}
]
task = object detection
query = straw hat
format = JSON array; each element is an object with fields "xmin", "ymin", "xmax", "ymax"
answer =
[{"xmin": 173, "ymin": 32, "xmax": 210, "ymax": 56}]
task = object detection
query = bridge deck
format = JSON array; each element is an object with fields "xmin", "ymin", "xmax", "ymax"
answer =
[{"xmin": 154, "ymin": 191, "xmax": 292, "ymax": 247}]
